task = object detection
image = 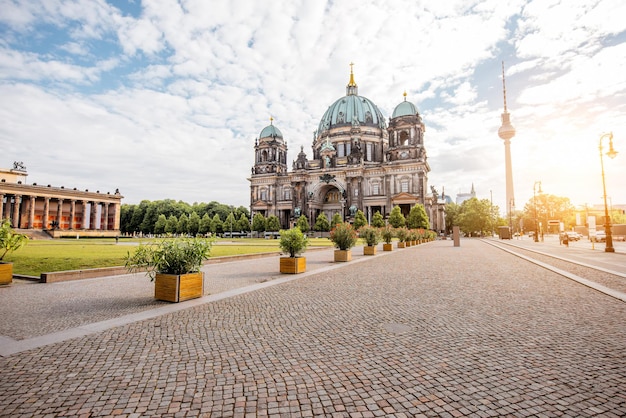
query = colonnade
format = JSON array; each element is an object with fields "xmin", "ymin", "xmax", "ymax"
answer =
[{"xmin": 0, "ymin": 192, "xmax": 121, "ymax": 232}]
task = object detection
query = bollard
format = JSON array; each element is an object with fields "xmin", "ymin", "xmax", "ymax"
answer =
[{"xmin": 453, "ymin": 226, "xmax": 460, "ymax": 247}]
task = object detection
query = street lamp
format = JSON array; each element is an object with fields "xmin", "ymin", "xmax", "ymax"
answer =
[
  {"xmin": 533, "ymin": 181, "xmax": 542, "ymax": 242},
  {"xmin": 599, "ymin": 132, "xmax": 618, "ymax": 253}
]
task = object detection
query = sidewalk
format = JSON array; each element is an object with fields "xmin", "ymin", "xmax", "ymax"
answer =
[{"xmin": 1, "ymin": 239, "xmax": 625, "ymax": 417}]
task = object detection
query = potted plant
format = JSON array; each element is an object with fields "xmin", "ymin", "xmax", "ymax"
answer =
[
  {"xmin": 329, "ymin": 222, "xmax": 357, "ymax": 262},
  {"xmin": 396, "ymin": 227, "xmax": 409, "ymax": 248},
  {"xmin": 409, "ymin": 229, "xmax": 418, "ymax": 246},
  {"xmin": 359, "ymin": 225, "xmax": 380, "ymax": 255},
  {"xmin": 125, "ymin": 237, "xmax": 214, "ymax": 302},
  {"xmin": 381, "ymin": 225, "xmax": 394, "ymax": 251},
  {"xmin": 279, "ymin": 227, "xmax": 308, "ymax": 273},
  {"xmin": 0, "ymin": 219, "xmax": 29, "ymax": 286}
]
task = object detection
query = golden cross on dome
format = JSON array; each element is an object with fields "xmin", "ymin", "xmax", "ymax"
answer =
[{"xmin": 270, "ymin": 116, "xmax": 274, "ymax": 124}]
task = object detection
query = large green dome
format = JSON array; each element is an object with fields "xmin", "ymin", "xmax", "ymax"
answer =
[
  {"xmin": 316, "ymin": 67, "xmax": 386, "ymax": 136},
  {"xmin": 317, "ymin": 94, "xmax": 386, "ymax": 134}
]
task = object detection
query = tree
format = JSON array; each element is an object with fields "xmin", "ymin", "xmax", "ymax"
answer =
[
  {"xmin": 252, "ymin": 213, "xmax": 266, "ymax": 233},
  {"xmin": 457, "ymin": 198, "xmax": 493, "ymax": 237},
  {"xmin": 154, "ymin": 214, "xmax": 167, "ymax": 235},
  {"xmin": 330, "ymin": 213, "xmax": 343, "ymax": 229},
  {"xmin": 224, "ymin": 212, "xmax": 236, "ymax": 234},
  {"xmin": 266, "ymin": 215, "xmax": 280, "ymax": 232},
  {"xmin": 237, "ymin": 214, "xmax": 250, "ymax": 232},
  {"xmin": 406, "ymin": 204, "xmax": 429, "ymax": 229},
  {"xmin": 353, "ymin": 210, "xmax": 367, "ymax": 229},
  {"xmin": 177, "ymin": 213, "xmax": 190, "ymax": 234},
  {"xmin": 296, "ymin": 215, "xmax": 310, "ymax": 233},
  {"xmin": 164, "ymin": 215, "xmax": 178, "ymax": 234},
  {"xmin": 314, "ymin": 213, "xmax": 330, "ymax": 232},
  {"xmin": 522, "ymin": 194, "xmax": 575, "ymax": 232},
  {"xmin": 388, "ymin": 206, "xmax": 406, "ymax": 228},
  {"xmin": 212, "ymin": 214, "xmax": 223, "ymax": 234},
  {"xmin": 199, "ymin": 213, "xmax": 212, "ymax": 235},
  {"xmin": 371, "ymin": 211, "xmax": 385, "ymax": 227},
  {"xmin": 188, "ymin": 212, "xmax": 201, "ymax": 236}
]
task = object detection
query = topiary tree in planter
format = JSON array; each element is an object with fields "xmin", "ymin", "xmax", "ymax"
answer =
[
  {"xmin": 395, "ymin": 227, "xmax": 409, "ymax": 248},
  {"xmin": 279, "ymin": 227, "xmax": 309, "ymax": 273},
  {"xmin": 359, "ymin": 225, "xmax": 380, "ymax": 255},
  {"xmin": 381, "ymin": 225, "xmax": 395, "ymax": 251},
  {"xmin": 125, "ymin": 237, "xmax": 215, "ymax": 302},
  {"xmin": 329, "ymin": 222, "xmax": 358, "ymax": 262},
  {"xmin": 0, "ymin": 219, "xmax": 29, "ymax": 285}
]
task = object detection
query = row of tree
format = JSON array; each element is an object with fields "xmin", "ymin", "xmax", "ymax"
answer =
[
  {"xmin": 120, "ymin": 200, "xmax": 250, "ymax": 235},
  {"xmin": 444, "ymin": 193, "xmax": 626, "ymax": 237},
  {"xmin": 121, "ymin": 199, "xmax": 432, "ymax": 236}
]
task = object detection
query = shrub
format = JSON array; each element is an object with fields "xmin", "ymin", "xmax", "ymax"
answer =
[
  {"xmin": 0, "ymin": 219, "xmax": 28, "ymax": 260},
  {"xmin": 279, "ymin": 228, "xmax": 308, "ymax": 258},
  {"xmin": 329, "ymin": 222, "xmax": 358, "ymax": 250},
  {"xmin": 381, "ymin": 225, "xmax": 395, "ymax": 244},
  {"xmin": 359, "ymin": 225, "xmax": 381, "ymax": 246},
  {"xmin": 125, "ymin": 237, "xmax": 215, "ymax": 280}
]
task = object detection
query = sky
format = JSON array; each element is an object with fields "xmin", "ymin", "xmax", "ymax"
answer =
[{"xmin": 1, "ymin": 0, "xmax": 625, "ymax": 216}]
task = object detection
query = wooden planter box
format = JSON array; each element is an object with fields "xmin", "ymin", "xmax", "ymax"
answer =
[
  {"xmin": 383, "ymin": 243, "xmax": 393, "ymax": 251},
  {"xmin": 280, "ymin": 257, "xmax": 306, "ymax": 274},
  {"xmin": 334, "ymin": 249, "xmax": 352, "ymax": 262},
  {"xmin": 363, "ymin": 246, "xmax": 377, "ymax": 256},
  {"xmin": 155, "ymin": 272, "xmax": 204, "ymax": 302},
  {"xmin": 405, "ymin": 241, "xmax": 412, "ymax": 247},
  {"xmin": 397, "ymin": 242, "xmax": 406, "ymax": 248},
  {"xmin": 0, "ymin": 262, "xmax": 12, "ymax": 286}
]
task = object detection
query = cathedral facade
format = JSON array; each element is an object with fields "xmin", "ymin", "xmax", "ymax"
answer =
[{"xmin": 248, "ymin": 68, "xmax": 445, "ymax": 232}]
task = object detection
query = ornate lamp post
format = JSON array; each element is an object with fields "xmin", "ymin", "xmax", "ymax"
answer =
[
  {"xmin": 599, "ymin": 132, "xmax": 618, "ymax": 253},
  {"xmin": 533, "ymin": 181, "xmax": 542, "ymax": 242}
]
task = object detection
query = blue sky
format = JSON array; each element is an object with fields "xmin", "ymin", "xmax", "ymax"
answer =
[{"xmin": 1, "ymin": 0, "xmax": 625, "ymax": 215}]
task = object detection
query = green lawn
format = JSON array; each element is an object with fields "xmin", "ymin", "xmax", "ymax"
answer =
[{"xmin": 4, "ymin": 237, "xmax": 335, "ymax": 276}]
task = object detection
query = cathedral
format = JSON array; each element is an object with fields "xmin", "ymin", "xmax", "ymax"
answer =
[{"xmin": 248, "ymin": 67, "xmax": 445, "ymax": 232}]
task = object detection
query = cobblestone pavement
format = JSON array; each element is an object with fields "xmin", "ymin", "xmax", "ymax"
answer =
[{"xmin": 0, "ymin": 239, "xmax": 625, "ymax": 417}]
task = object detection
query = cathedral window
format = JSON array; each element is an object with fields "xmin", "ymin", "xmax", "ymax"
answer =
[
  {"xmin": 401, "ymin": 180, "xmax": 409, "ymax": 193},
  {"xmin": 324, "ymin": 190, "xmax": 341, "ymax": 203},
  {"xmin": 284, "ymin": 189, "xmax": 291, "ymax": 200},
  {"xmin": 372, "ymin": 183, "xmax": 380, "ymax": 195},
  {"xmin": 346, "ymin": 142, "xmax": 351, "ymax": 155},
  {"xmin": 400, "ymin": 131, "xmax": 409, "ymax": 146},
  {"xmin": 338, "ymin": 143, "xmax": 344, "ymax": 157},
  {"xmin": 260, "ymin": 189, "xmax": 268, "ymax": 201},
  {"xmin": 366, "ymin": 143, "xmax": 372, "ymax": 161}
]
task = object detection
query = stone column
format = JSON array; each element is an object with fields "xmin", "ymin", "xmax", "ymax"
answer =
[
  {"xmin": 90, "ymin": 202, "xmax": 97, "ymax": 230},
  {"xmin": 112, "ymin": 203, "xmax": 121, "ymax": 231},
  {"xmin": 56, "ymin": 198, "xmax": 64, "ymax": 230},
  {"xmin": 43, "ymin": 197, "xmax": 50, "ymax": 230},
  {"xmin": 0, "ymin": 193, "xmax": 4, "ymax": 220},
  {"xmin": 103, "ymin": 203, "xmax": 109, "ymax": 231},
  {"xmin": 69, "ymin": 200, "xmax": 76, "ymax": 230},
  {"xmin": 28, "ymin": 196, "xmax": 36, "ymax": 229},
  {"xmin": 12, "ymin": 195, "xmax": 22, "ymax": 228},
  {"xmin": 82, "ymin": 201, "xmax": 88, "ymax": 229}
]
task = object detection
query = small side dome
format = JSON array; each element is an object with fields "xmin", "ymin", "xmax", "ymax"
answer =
[
  {"xmin": 259, "ymin": 124, "xmax": 283, "ymax": 139},
  {"xmin": 259, "ymin": 117, "xmax": 283, "ymax": 139},
  {"xmin": 392, "ymin": 93, "xmax": 418, "ymax": 118}
]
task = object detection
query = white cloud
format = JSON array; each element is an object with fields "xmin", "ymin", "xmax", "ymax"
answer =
[{"xmin": 0, "ymin": 0, "xmax": 625, "ymax": 214}]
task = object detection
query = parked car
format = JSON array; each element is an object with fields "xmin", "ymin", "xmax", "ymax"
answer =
[
  {"xmin": 565, "ymin": 231, "xmax": 580, "ymax": 241},
  {"xmin": 592, "ymin": 231, "xmax": 606, "ymax": 242}
]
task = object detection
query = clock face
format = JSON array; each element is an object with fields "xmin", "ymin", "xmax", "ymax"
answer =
[{"xmin": 400, "ymin": 151, "xmax": 409, "ymax": 159}]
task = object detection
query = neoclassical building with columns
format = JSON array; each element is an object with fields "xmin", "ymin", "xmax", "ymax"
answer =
[
  {"xmin": 249, "ymin": 67, "xmax": 446, "ymax": 231},
  {"xmin": 0, "ymin": 162, "xmax": 123, "ymax": 237}
]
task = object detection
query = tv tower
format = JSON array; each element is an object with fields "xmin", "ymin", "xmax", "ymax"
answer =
[{"xmin": 498, "ymin": 61, "xmax": 516, "ymax": 221}]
